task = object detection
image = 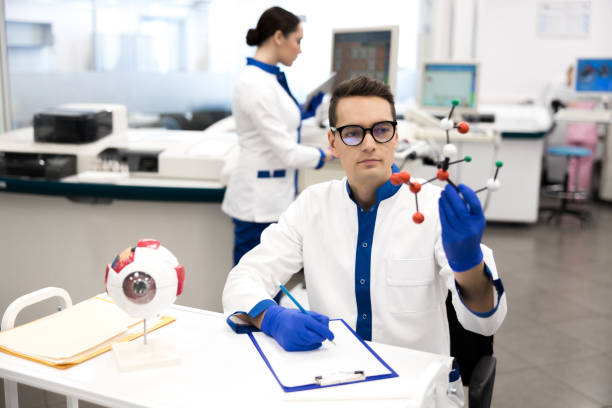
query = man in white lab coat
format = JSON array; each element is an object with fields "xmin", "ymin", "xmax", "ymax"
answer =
[{"xmin": 223, "ymin": 76, "xmax": 506, "ymax": 402}]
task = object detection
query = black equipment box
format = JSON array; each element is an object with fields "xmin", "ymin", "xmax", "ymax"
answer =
[
  {"xmin": 34, "ymin": 108, "xmax": 112, "ymax": 144},
  {"xmin": 0, "ymin": 152, "xmax": 77, "ymax": 179},
  {"xmin": 98, "ymin": 147, "xmax": 162, "ymax": 173}
]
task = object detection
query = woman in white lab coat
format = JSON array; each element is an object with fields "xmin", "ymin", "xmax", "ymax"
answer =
[{"xmin": 222, "ymin": 6, "xmax": 332, "ymax": 265}]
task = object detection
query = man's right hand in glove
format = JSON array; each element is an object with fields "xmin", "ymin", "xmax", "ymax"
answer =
[{"xmin": 260, "ymin": 305, "xmax": 334, "ymax": 351}]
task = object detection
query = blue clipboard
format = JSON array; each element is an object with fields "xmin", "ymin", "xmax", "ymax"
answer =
[{"xmin": 247, "ymin": 318, "xmax": 398, "ymax": 392}]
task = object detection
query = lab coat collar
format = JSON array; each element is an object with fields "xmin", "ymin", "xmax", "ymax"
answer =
[
  {"xmin": 345, "ymin": 163, "xmax": 402, "ymax": 208},
  {"xmin": 246, "ymin": 57, "xmax": 300, "ymax": 111},
  {"xmin": 246, "ymin": 57, "xmax": 280, "ymax": 75}
]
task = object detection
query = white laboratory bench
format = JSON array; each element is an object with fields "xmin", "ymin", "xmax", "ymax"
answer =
[
  {"xmin": 0, "ymin": 300, "xmax": 453, "ymax": 408},
  {"xmin": 462, "ymin": 104, "xmax": 550, "ymax": 223}
]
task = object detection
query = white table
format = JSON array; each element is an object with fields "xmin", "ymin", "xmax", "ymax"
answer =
[{"xmin": 0, "ymin": 303, "xmax": 453, "ymax": 408}]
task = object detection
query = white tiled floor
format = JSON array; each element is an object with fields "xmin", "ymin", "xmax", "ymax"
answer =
[{"xmin": 1, "ymin": 197, "xmax": 611, "ymax": 408}]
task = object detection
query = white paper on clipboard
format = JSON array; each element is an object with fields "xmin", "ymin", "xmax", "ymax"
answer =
[
  {"xmin": 302, "ymin": 73, "xmax": 336, "ymax": 112},
  {"xmin": 250, "ymin": 319, "xmax": 396, "ymax": 390}
]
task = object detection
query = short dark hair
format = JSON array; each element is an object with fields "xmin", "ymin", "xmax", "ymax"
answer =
[
  {"xmin": 328, "ymin": 76, "xmax": 396, "ymax": 127},
  {"xmin": 246, "ymin": 7, "xmax": 300, "ymax": 47}
]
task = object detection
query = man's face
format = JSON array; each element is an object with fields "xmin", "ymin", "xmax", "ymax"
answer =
[{"xmin": 328, "ymin": 96, "xmax": 398, "ymax": 188}]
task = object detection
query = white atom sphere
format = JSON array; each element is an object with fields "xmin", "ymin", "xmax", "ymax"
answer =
[
  {"xmin": 486, "ymin": 178, "xmax": 501, "ymax": 191},
  {"xmin": 440, "ymin": 118, "xmax": 454, "ymax": 131},
  {"xmin": 105, "ymin": 240, "xmax": 185, "ymax": 319},
  {"xmin": 442, "ymin": 143, "xmax": 458, "ymax": 159}
]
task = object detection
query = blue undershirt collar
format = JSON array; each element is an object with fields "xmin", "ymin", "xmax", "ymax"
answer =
[
  {"xmin": 345, "ymin": 163, "xmax": 402, "ymax": 208},
  {"xmin": 246, "ymin": 57, "xmax": 280, "ymax": 75}
]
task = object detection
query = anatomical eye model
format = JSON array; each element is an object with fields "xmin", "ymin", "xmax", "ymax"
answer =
[
  {"xmin": 105, "ymin": 239, "xmax": 186, "ymax": 371},
  {"xmin": 106, "ymin": 239, "xmax": 185, "ymax": 319}
]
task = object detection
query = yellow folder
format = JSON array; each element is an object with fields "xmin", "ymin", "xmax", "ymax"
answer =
[{"xmin": 0, "ymin": 296, "xmax": 175, "ymax": 369}]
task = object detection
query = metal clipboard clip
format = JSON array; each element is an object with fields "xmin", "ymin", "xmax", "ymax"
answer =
[{"xmin": 314, "ymin": 370, "xmax": 365, "ymax": 386}]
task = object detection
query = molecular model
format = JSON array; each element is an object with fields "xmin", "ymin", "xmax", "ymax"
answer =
[{"xmin": 391, "ymin": 100, "xmax": 503, "ymax": 224}]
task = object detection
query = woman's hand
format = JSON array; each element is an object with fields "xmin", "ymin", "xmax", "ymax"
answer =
[{"xmin": 322, "ymin": 147, "xmax": 336, "ymax": 162}]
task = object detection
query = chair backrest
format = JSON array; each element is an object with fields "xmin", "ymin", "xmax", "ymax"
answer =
[
  {"xmin": 445, "ymin": 291, "xmax": 494, "ymax": 386},
  {"xmin": 2, "ymin": 287, "xmax": 76, "ymax": 408}
]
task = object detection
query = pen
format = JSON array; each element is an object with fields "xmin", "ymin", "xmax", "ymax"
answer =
[{"xmin": 279, "ymin": 284, "xmax": 336, "ymax": 345}]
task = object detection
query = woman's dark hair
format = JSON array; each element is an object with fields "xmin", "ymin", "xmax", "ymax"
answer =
[
  {"xmin": 328, "ymin": 76, "xmax": 396, "ymax": 127},
  {"xmin": 246, "ymin": 7, "xmax": 300, "ymax": 47}
]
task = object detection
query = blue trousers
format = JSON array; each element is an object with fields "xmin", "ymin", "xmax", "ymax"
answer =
[
  {"xmin": 232, "ymin": 218, "xmax": 282, "ymax": 303},
  {"xmin": 232, "ymin": 218, "xmax": 273, "ymax": 266}
]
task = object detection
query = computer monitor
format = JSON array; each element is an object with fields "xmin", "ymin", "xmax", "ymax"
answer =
[
  {"xmin": 574, "ymin": 58, "xmax": 612, "ymax": 93},
  {"xmin": 330, "ymin": 26, "xmax": 399, "ymax": 95},
  {"xmin": 418, "ymin": 61, "xmax": 480, "ymax": 115}
]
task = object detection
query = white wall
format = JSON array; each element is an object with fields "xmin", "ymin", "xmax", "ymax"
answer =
[
  {"xmin": 419, "ymin": 0, "xmax": 453, "ymax": 61},
  {"xmin": 0, "ymin": 0, "xmax": 9, "ymax": 131},
  {"xmin": 473, "ymin": 0, "xmax": 612, "ymax": 103},
  {"xmin": 451, "ymin": 0, "xmax": 476, "ymax": 59},
  {"xmin": 6, "ymin": 1, "xmax": 94, "ymax": 72},
  {"xmin": 427, "ymin": 0, "xmax": 612, "ymax": 103},
  {"xmin": 6, "ymin": 1, "xmax": 210, "ymax": 73},
  {"xmin": 185, "ymin": 3, "xmax": 209, "ymax": 71}
]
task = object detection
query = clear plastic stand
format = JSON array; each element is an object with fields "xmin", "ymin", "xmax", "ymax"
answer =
[{"xmin": 112, "ymin": 319, "xmax": 180, "ymax": 372}]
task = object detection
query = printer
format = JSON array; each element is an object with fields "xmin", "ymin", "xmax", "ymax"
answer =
[
  {"xmin": 34, "ymin": 108, "xmax": 112, "ymax": 144},
  {"xmin": 0, "ymin": 104, "xmax": 127, "ymax": 179}
]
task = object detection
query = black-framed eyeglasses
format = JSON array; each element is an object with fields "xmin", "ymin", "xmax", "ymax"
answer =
[{"xmin": 330, "ymin": 121, "xmax": 397, "ymax": 146}]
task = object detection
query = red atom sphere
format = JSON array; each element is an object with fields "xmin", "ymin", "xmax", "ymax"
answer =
[
  {"xmin": 390, "ymin": 173, "xmax": 403, "ymax": 185},
  {"xmin": 413, "ymin": 212, "xmax": 425, "ymax": 224},
  {"xmin": 409, "ymin": 182, "xmax": 421, "ymax": 193},
  {"xmin": 437, "ymin": 169, "xmax": 449, "ymax": 181},
  {"xmin": 457, "ymin": 122, "xmax": 470, "ymax": 134},
  {"xmin": 399, "ymin": 171, "xmax": 411, "ymax": 183}
]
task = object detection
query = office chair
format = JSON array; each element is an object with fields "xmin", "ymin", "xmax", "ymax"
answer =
[
  {"xmin": 540, "ymin": 145, "xmax": 592, "ymax": 224},
  {"xmin": 445, "ymin": 292, "xmax": 496, "ymax": 408},
  {"xmin": 539, "ymin": 100, "xmax": 595, "ymax": 225}
]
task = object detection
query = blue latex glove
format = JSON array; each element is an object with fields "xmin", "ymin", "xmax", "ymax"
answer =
[
  {"xmin": 438, "ymin": 184, "xmax": 486, "ymax": 272},
  {"xmin": 302, "ymin": 91, "xmax": 325, "ymax": 119},
  {"xmin": 260, "ymin": 305, "xmax": 334, "ymax": 351}
]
